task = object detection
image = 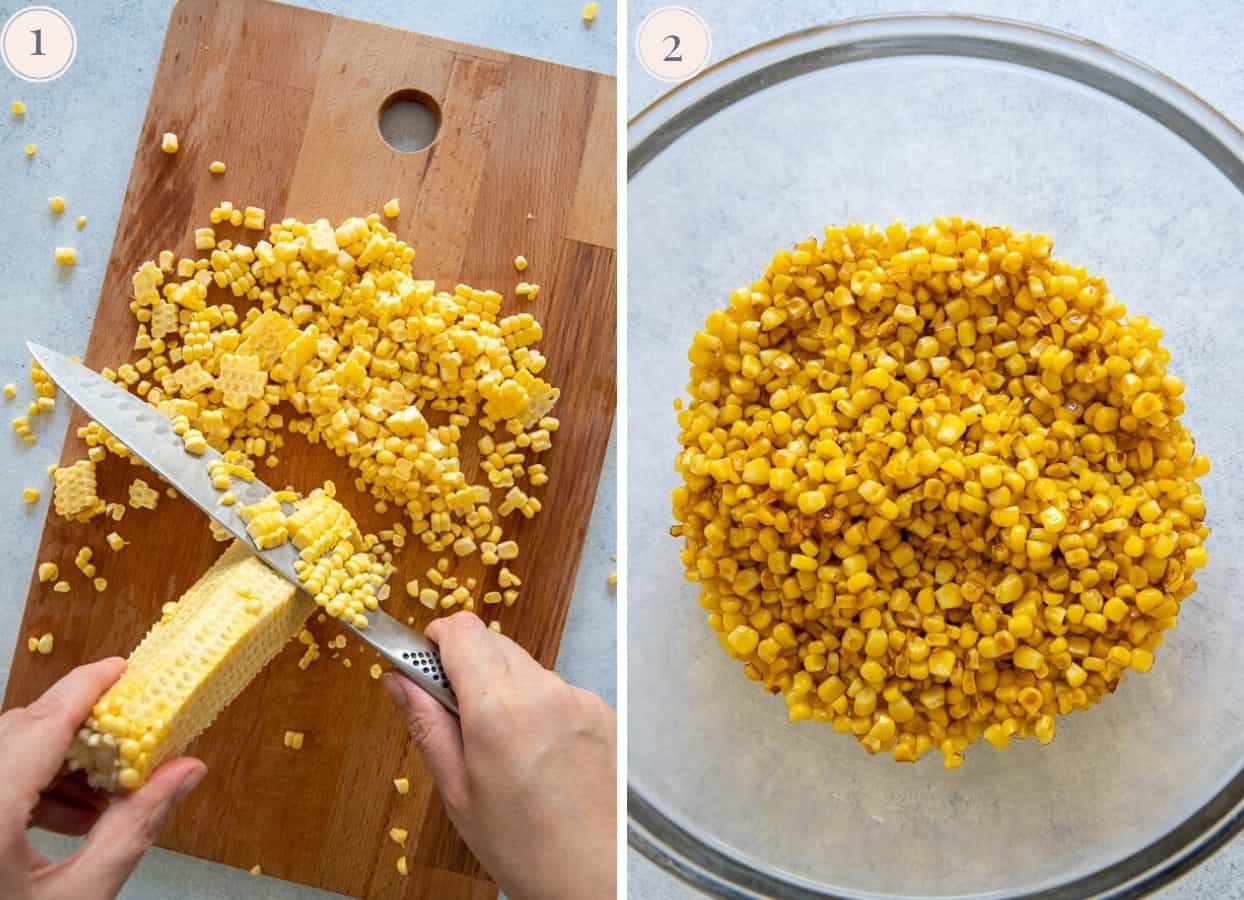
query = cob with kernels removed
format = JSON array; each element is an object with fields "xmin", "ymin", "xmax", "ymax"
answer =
[{"xmin": 65, "ymin": 541, "xmax": 313, "ymax": 790}]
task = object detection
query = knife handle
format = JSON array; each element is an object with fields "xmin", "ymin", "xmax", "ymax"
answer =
[
  {"xmin": 390, "ymin": 640, "xmax": 459, "ymax": 715},
  {"xmin": 352, "ymin": 610, "xmax": 459, "ymax": 715}
]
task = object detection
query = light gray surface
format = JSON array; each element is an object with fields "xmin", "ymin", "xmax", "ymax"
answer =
[
  {"xmin": 627, "ymin": 1, "xmax": 1244, "ymax": 898},
  {"xmin": 0, "ymin": 1, "xmax": 616, "ymax": 898}
]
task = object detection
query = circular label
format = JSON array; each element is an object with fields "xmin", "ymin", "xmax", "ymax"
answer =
[
  {"xmin": 2, "ymin": 6, "xmax": 76, "ymax": 83},
  {"xmin": 636, "ymin": 6, "xmax": 711, "ymax": 83}
]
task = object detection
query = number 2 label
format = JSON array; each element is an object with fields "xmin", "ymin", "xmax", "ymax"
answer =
[
  {"xmin": 637, "ymin": 8, "xmax": 711, "ymax": 82},
  {"xmin": 662, "ymin": 34, "xmax": 683, "ymax": 62}
]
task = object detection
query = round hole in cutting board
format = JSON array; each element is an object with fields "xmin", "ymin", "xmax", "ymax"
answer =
[{"xmin": 379, "ymin": 90, "xmax": 440, "ymax": 152}]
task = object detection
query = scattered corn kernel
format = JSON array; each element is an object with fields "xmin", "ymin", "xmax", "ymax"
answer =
[
  {"xmin": 389, "ymin": 827, "xmax": 408, "ymax": 846},
  {"xmin": 36, "ymin": 633, "xmax": 53, "ymax": 655},
  {"xmin": 37, "ymin": 562, "xmax": 57, "ymax": 582},
  {"xmin": 48, "ymin": 196, "xmax": 65, "ymax": 214},
  {"xmin": 24, "ymin": 144, "xmax": 36, "ymax": 157},
  {"xmin": 76, "ymin": 215, "xmax": 87, "ymax": 229},
  {"xmin": 53, "ymin": 247, "xmax": 77, "ymax": 266},
  {"xmin": 582, "ymin": 1, "xmax": 599, "ymax": 22},
  {"xmin": 394, "ymin": 777, "xmax": 410, "ymax": 795},
  {"xmin": 382, "ymin": 198, "xmax": 400, "ymax": 218},
  {"xmin": 22, "ymin": 486, "xmax": 39, "ymax": 503},
  {"xmin": 209, "ymin": 160, "xmax": 226, "ymax": 175},
  {"xmin": 161, "ymin": 132, "xmax": 179, "ymax": 154},
  {"xmin": 11, "ymin": 100, "xmax": 25, "ymax": 116},
  {"xmin": 396, "ymin": 856, "xmax": 408, "ymax": 876},
  {"xmin": 514, "ymin": 255, "xmax": 528, "ymax": 272}
]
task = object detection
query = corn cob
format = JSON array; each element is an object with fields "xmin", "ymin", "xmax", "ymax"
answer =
[{"xmin": 65, "ymin": 541, "xmax": 313, "ymax": 790}]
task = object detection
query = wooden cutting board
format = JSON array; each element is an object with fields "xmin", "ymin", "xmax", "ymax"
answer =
[{"xmin": 3, "ymin": 0, "xmax": 615, "ymax": 896}]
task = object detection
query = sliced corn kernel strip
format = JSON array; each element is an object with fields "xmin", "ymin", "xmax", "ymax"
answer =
[{"xmin": 52, "ymin": 460, "xmax": 104, "ymax": 521}]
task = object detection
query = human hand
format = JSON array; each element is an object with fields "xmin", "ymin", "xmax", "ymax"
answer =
[
  {"xmin": 382, "ymin": 612, "xmax": 616, "ymax": 900},
  {"xmin": 0, "ymin": 657, "xmax": 207, "ymax": 900}
]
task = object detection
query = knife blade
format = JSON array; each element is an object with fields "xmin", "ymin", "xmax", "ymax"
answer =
[{"xmin": 28, "ymin": 342, "xmax": 457, "ymax": 714}]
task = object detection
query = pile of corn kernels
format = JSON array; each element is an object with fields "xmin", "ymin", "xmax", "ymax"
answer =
[
  {"xmin": 672, "ymin": 217, "xmax": 1209, "ymax": 766},
  {"xmin": 45, "ymin": 206, "xmax": 559, "ymax": 622}
]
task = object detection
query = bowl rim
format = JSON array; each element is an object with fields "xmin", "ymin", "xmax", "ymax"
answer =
[{"xmin": 626, "ymin": 13, "xmax": 1244, "ymax": 899}]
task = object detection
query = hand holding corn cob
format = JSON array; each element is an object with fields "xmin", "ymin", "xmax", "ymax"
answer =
[
  {"xmin": 0, "ymin": 658, "xmax": 205, "ymax": 896},
  {"xmin": 382, "ymin": 612, "xmax": 616, "ymax": 899}
]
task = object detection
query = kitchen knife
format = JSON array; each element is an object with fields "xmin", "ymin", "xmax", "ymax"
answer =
[{"xmin": 27, "ymin": 341, "xmax": 458, "ymax": 714}]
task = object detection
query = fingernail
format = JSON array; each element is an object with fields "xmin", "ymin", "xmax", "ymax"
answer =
[
  {"xmin": 381, "ymin": 673, "xmax": 408, "ymax": 710},
  {"xmin": 175, "ymin": 766, "xmax": 206, "ymax": 801}
]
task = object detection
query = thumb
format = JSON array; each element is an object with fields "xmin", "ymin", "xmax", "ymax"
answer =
[
  {"xmin": 43, "ymin": 758, "xmax": 206, "ymax": 899},
  {"xmin": 382, "ymin": 673, "xmax": 467, "ymax": 807}
]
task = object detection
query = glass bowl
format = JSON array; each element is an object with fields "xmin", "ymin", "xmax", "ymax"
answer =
[{"xmin": 627, "ymin": 15, "xmax": 1244, "ymax": 899}]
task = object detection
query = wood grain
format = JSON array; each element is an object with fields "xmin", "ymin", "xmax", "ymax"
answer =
[{"xmin": 2, "ymin": 1, "xmax": 615, "ymax": 897}]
